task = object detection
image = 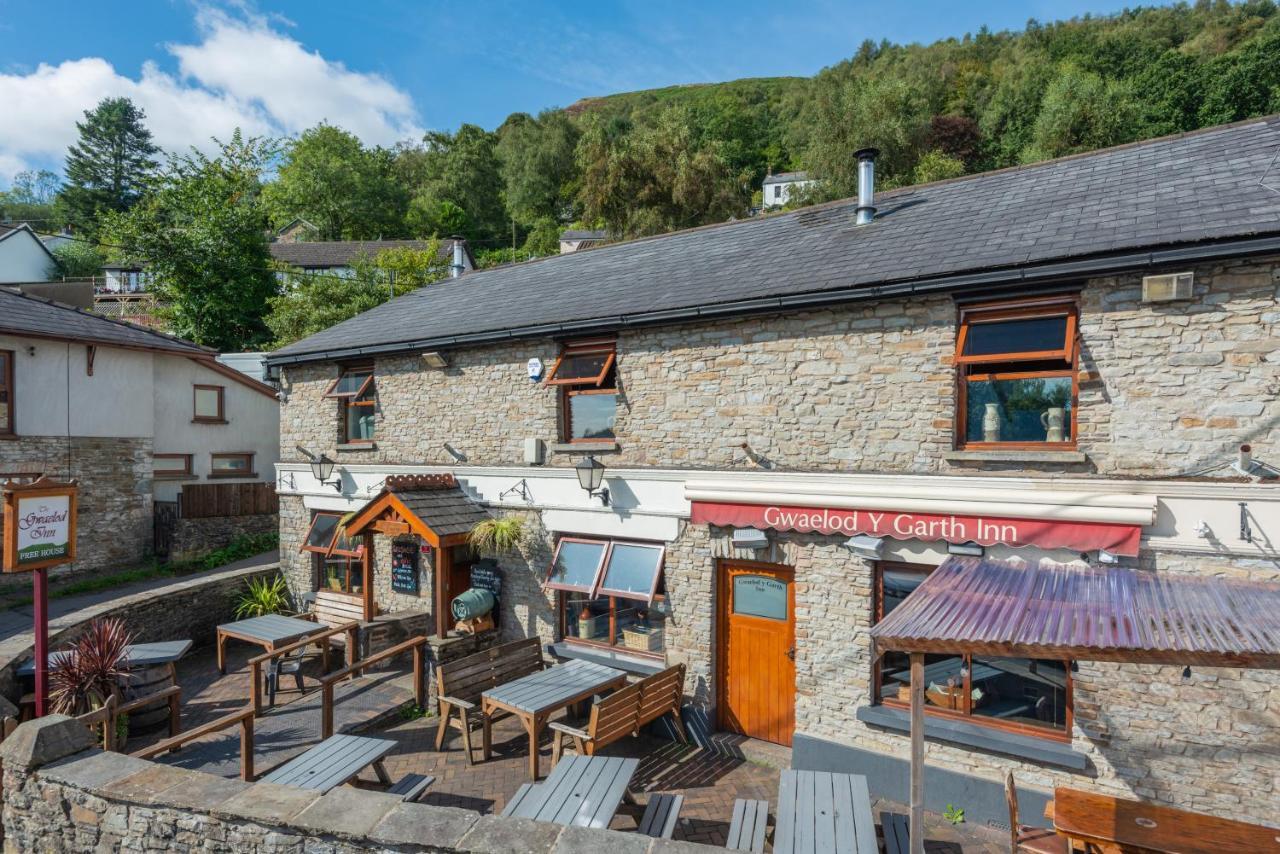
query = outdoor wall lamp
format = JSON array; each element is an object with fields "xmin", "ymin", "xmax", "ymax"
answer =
[
  {"xmin": 297, "ymin": 445, "xmax": 341, "ymax": 492},
  {"xmin": 574, "ymin": 455, "xmax": 610, "ymax": 506}
]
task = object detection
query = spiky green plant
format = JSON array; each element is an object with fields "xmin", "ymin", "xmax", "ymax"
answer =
[
  {"xmin": 468, "ymin": 516, "xmax": 528, "ymax": 556},
  {"xmin": 233, "ymin": 574, "xmax": 290, "ymax": 619},
  {"xmin": 49, "ymin": 617, "xmax": 133, "ymax": 716}
]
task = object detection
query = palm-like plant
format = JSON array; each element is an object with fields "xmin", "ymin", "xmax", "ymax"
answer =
[
  {"xmin": 49, "ymin": 617, "xmax": 133, "ymax": 716},
  {"xmin": 468, "ymin": 516, "xmax": 528, "ymax": 556},
  {"xmin": 234, "ymin": 574, "xmax": 290, "ymax": 619}
]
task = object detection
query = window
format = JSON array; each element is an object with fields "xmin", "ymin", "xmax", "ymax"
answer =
[
  {"xmin": 547, "ymin": 340, "xmax": 616, "ymax": 443},
  {"xmin": 955, "ymin": 298, "xmax": 1078, "ymax": 447},
  {"xmin": 324, "ymin": 366, "xmax": 375, "ymax": 444},
  {"xmin": 549, "ymin": 537, "xmax": 667, "ymax": 656},
  {"xmin": 153, "ymin": 454, "xmax": 193, "ymax": 478},
  {"xmin": 193, "ymin": 385, "xmax": 225, "ymax": 423},
  {"xmin": 874, "ymin": 563, "xmax": 1071, "ymax": 739},
  {"xmin": 210, "ymin": 453, "xmax": 255, "ymax": 478},
  {"xmin": 301, "ymin": 511, "xmax": 364, "ymax": 594},
  {"xmin": 774, "ymin": 186, "xmax": 783, "ymax": 201},
  {"xmin": 0, "ymin": 349, "xmax": 14, "ymax": 436}
]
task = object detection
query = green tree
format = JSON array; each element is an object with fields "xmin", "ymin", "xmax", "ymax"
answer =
[
  {"xmin": 103, "ymin": 131, "xmax": 278, "ymax": 351},
  {"xmin": 0, "ymin": 169, "xmax": 64, "ymax": 229},
  {"xmin": 496, "ymin": 111, "xmax": 580, "ymax": 226},
  {"xmin": 49, "ymin": 241, "xmax": 104, "ymax": 279},
  {"xmin": 61, "ymin": 98, "xmax": 159, "ymax": 235},
  {"xmin": 263, "ymin": 124, "xmax": 407, "ymax": 240},
  {"xmin": 1023, "ymin": 65, "xmax": 1140, "ymax": 161},
  {"xmin": 401, "ymin": 124, "xmax": 506, "ymax": 242},
  {"xmin": 911, "ymin": 150, "xmax": 967, "ymax": 184},
  {"xmin": 266, "ymin": 244, "xmax": 447, "ymax": 346}
]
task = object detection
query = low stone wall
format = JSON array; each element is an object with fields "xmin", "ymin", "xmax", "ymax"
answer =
[
  {"xmin": 169, "ymin": 514, "xmax": 278, "ymax": 563},
  {"xmin": 0, "ymin": 716, "xmax": 713, "ymax": 853}
]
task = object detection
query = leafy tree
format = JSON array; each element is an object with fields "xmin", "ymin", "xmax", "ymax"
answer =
[
  {"xmin": 266, "ymin": 244, "xmax": 447, "ymax": 346},
  {"xmin": 49, "ymin": 241, "xmax": 104, "ymax": 279},
  {"xmin": 496, "ymin": 111, "xmax": 580, "ymax": 226},
  {"xmin": 522, "ymin": 217, "xmax": 561, "ymax": 255},
  {"xmin": 911, "ymin": 150, "xmax": 967, "ymax": 185},
  {"xmin": 263, "ymin": 124, "xmax": 407, "ymax": 240},
  {"xmin": 401, "ymin": 125, "xmax": 506, "ymax": 241},
  {"xmin": 0, "ymin": 169, "xmax": 63, "ymax": 229},
  {"xmin": 1023, "ymin": 65, "xmax": 1139, "ymax": 161},
  {"xmin": 103, "ymin": 131, "xmax": 278, "ymax": 351},
  {"xmin": 61, "ymin": 98, "xmax": 158, "ymax": 235}
]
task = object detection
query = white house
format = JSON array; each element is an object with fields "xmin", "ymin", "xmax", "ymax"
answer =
[
  {"xmin": 558, "ymin": 229, "xmax": 609, "ymax": 254},
  {"xmin": 761, "ymin": 170, "xmax": 815, "ymax": 207},
  {"xmin": 0, "ymin": 288, "xmax": 279, "ymax": 574},
  {"xmin": 0, "ymin": 224, "xmax": 57, "ymax": 283}
]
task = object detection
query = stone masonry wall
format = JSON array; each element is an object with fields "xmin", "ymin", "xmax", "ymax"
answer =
[
  {"xmin": 169, "ymin": 513, "xmax": 277, "ymax": 562},
  {"xmin": 278, "ymin": 254, "xmax": 1280, "ymax": 480},
  {"xmin": 0, "ymin": 435, "xmax": 152, "ymax": 577}
]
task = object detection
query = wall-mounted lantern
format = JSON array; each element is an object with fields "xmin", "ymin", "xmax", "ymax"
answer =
[{"xmin": 574, "ymin": 455, "xmax": 610, "ymax": 506}]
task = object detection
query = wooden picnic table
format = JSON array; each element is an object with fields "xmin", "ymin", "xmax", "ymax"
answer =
[
  {"xmin": 481, "ymin": 659, "xmax": 628, "ymax": 780},
  {"xmin": 773, "ymin": 769, "xmax": 878, "ymax": 854},
  {"xmin": 501, "ymin": 755, "xmax": 640, "ymax": 828},
  {"xmin": 260, "ymin": 734, "xmax": 395, "ymax": 793},
  {"xmin": 1050, "ymin": 786, "xmax": 1280, "ymax": 854},
  {"xmin": 17, "ymin": 640, "xmax": 192, "ymax": 676},
  {"xmin": 216, "ymin": 614, "xmax": 325, "ymax": 674}
]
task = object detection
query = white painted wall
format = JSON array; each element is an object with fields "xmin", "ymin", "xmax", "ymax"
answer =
[
  {"xmin": 763, "ymin": 179, "xmax": 814, "ymax": 208},
  {"xmin": 152, "ymin": 357, "xmax": 280, "ymax": 501},
  {"xmin": 0, "ymin": 229, "xmax": 55, "ymax": 282}
]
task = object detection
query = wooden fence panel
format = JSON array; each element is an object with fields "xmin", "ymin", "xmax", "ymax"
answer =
[{"xmin": 180, "ymin": 482, "xmax": 278, "ymax": 518}]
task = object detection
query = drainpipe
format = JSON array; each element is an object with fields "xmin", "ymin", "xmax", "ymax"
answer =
[{"xmin": 854, "ymin": 148, "xmax": 880, "ymax": 226}]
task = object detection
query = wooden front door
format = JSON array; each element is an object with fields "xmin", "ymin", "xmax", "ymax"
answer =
[{"xmin": 717, "ymin": 560, "xmax": 796, "ymax": 746}]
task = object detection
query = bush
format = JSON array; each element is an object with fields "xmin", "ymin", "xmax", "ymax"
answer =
[{"xmin": 234, "ymin": 574, "xmax": 290, "ymax": 619}]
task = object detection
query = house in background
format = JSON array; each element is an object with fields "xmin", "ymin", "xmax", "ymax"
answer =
[
  {"xmin": 273, "ymin": 219, "xmax": 319, "ymax": 243},
  {"xmin": 559, "ymin": 229, "xmax": 609, "ymax": 254},
  {"xmin": 0, "ymin": 224, "xmax": 57, "ymax": 283},
  {"xmin": 100, "ymin": 260, "xmax": 150, "ymax": 293},
  {"xmin": 762, "ymin": 170, "xmax": 815, "ymax": 207},
  {"xmin": 268, "ymin": 238, "xmax": 475, "ymax": 277},
  {"xmin": 0, "ymin": 288, "xmax": 279, "ymax": 575}
]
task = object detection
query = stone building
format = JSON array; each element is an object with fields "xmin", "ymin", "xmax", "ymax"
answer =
[{"xmin": 266, "ymin": 117, "xmax": 1280, "ymax": 827}]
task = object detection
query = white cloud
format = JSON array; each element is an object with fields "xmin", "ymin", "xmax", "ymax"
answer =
[{"xmin": 0, "ymin": 8, "xmax": 423, "ymax": 184}]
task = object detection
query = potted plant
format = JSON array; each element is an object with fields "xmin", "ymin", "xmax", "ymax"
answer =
[
  {"xmin": 234, "ymin": 574, "xmax": 290, "ymax": 618},
  {"xmin": 468, "ymin": 516, "xmax": 528, "ymax": 556},
  {"xmin": 49, "ymin": 617, "xmax": 134, "ymax": 748}
]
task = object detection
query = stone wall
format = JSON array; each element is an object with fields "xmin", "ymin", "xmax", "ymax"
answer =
[
  {"xmin": 0, "ymin": 716, "xmax": 713, "ymax": 853},
  {"xmin": 169, "ymin": 513, "xmax": 277, "ymax": 562},
  {"xmin": 0, "ymin": 435, "xmax": 152, "ymax": 577},
  {"xmin": 278, "ymin": 254, "xmax": 1280, "ymax": 480}
]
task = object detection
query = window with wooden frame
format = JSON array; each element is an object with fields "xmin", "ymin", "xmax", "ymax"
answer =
[
  {"xmin": 192, "ymin": 385, "xmax": 226, "ymax": 423},
  {"xmin": 547, "ymin": 536, "xmax": 667, "ymax": 656},
  {"xmin": 546, "ymin": 340, "xmax": 617, "ymax": 443},
  {"xmin": 955, "ymin": 297, "xmax": 1078, "ymax": 448},
  {"xmin": 209, "ymin": 452, "xmax": 255, "ymax": 478},
  {"xmin": 324, "ymin": 366, "xmax": 376, "ymax": 444},
  {"xmin": 873, "ymin": 562, "xmax": 1071, "ymax": 740},
  {"xmin": 0, "ymin": 349, "xmax": 14, "ymax": 436},
  {"xmin": 153, "ymin": 454, "xmax": 194, "ymax": 479},
  {"xmin": 301, "ymin": 511, "xmax": 364, "ymax": 594}
]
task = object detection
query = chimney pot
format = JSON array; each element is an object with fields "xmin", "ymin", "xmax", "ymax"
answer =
[
  {"xmin": 449, "ymin": 236, "xmax": 466, "ymax": 279},
  {"xmin": 854, "ymin": 147, "xmax": 879, "ymax": 226}
]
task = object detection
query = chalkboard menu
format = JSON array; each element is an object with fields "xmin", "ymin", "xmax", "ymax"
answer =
[
  {"xmin": 470, "ymin": 559, "xmax": 502, "ymax": 597},
  {"xmin": 391, "ymin": 541, "xmax": 420, "ymax": 595}
]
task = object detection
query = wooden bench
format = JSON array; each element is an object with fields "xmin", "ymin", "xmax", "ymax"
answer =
[
  {"xmin": 312, "ymin": 590, "xmax": 366, "ymax": 641},
  {"xmin": 638, "ymin": 793, "xmax": 684, "ymax": 839},
  {"xmin": 881, "ymin": 812, "xmax": 909, "ymax": 854},
  {"xmin": 549, "ymin": 663, "xmax": 687, "ymax": 764},
  {"xmin": 387, "ymin": 772, "xmax": 435, "ymax": 802},
  {"xmin": 727, "ymin": 798, "xmax": 769, "ymax": 852},
  {"xmin": 434, "ymin": 637, "xmax": 544, "ymax": 764}
]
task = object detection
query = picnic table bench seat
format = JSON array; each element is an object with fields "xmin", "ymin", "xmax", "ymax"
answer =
[
  {"xmin": 638, "ymin": 793, "xmax": 684, "ymax": 839},
  {"xmin": 881, "ymin": 812, "xmax": 909, "ymax": 854},
  {"xmin": 549, "ymin": 664, "xmax": 687, "ymax": 765},
  {"xmin": 387, "ymin": 773, "xmax": 435, "ymax": 803},
  {"xmin": 727, "ymin": 798, "xmax": 770, "ymax": 852},
  {"xmin": 435, "ymin": 637, "xmax": 544, "ymax": 763}
]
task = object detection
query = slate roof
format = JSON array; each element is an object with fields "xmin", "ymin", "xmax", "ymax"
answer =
[
  {"xmin": 271, "ymin": 117, "xmax": 1280, "ymax": 364},
  {"xmin": 269, "ymin": 238, "xmax": 468, "ymax": 268},
  {"xmin": 762, "ymin": 171, "xmax": 810, "ymax": 184},
  {"xmin": 0, "ymin": 286, "xmax": 210, "ymax": 355},
  {"xmin": 397, "ymin": 489, "xmax": 492, "ymax": 537},
  {"xmin": 560, "ymin": 229, "xmax": 609, "ymax": 241}
]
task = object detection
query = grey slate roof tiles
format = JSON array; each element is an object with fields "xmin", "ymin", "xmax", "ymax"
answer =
[
  {"xmin": 396, "ymin": 488, "xmax": 492, "ymax": 538},
  {"xmin": 272, "ymin": 117, "xmax": 1280, "ymax": 363},
  {"xmin": 0, "ymin": 286, "xmax": 210, "ymax": 355}
]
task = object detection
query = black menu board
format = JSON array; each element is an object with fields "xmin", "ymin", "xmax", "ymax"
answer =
[
  {"xmin": 470, "ymin": 559, "xmax": 502, "ymax": 597},
  {"xmin": 391, "ymin": 541, "xmax": 420, "ymax": 595}
]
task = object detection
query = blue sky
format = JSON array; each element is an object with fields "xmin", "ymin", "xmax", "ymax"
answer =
[{"xmin": 0, "ymin": 0, "xmax": 1152, "ymax": 183}]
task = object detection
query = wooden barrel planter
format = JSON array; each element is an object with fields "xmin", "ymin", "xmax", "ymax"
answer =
[{"xmin": 119, "ymin": 664, "xmax": 175, "ymax": 733}]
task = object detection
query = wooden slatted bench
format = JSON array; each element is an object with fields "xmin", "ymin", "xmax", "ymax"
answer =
[
  {"xmin": 549, "ymin": 663, "xmax": 687, "ymax": 764},
  {"xmin": 387, "ymin": 773, "xmax": 435, "ymax": 802},
  {"xmin": 881, "ymin": 812, "xmax": 909, "ymax": 854},
  {"xmin": 638, "ymin": 793, "xmax": 684, "ymax": 839},
  {"xmin": 434, "ymin": 637, "xmax": 544, "ymax": 764},
  {"xmin": 312, "ymin": 590, "xmax": 366, "ymax": 642},
  {"xmin": 727, "ymin": 798, "xmax": 769, "ymax": 852}
]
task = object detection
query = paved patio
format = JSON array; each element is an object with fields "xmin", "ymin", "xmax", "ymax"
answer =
[{"xmin": 136, "ymin": 642, "xmax": 1005, "ymax": 852}]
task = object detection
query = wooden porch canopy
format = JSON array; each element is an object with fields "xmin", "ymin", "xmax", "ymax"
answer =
[
  {"xmin": 869, "ymin": 556, "xmax": 1280, "ymax": 854},
  {"xmin": 342, "ymin": 474, "xmax": 491, "ymax": 636}
]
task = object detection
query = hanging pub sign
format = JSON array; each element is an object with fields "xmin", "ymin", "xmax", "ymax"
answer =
[
  {"xmin": 3, "ymin": 478, "xmax": 78, "ymax": 572},
  {"xmin": 390, "ymin": 540, "xmax": 420, "ymax": 595}
]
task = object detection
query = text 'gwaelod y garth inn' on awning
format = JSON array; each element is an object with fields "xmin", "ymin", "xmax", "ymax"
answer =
[{"xmin": 265, "ymin": 116, "xmax": 1280, "ymax": 827}]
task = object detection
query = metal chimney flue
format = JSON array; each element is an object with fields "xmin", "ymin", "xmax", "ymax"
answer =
[
  {"xmin": 854, "ymin": 148, "xmax": 880, "ymax": 226},
  {"xmin": 449, "ymin": 237, "xmax": 466, "ymax": 279}
]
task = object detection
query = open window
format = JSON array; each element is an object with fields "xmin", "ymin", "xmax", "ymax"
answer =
[
  {"xmin": 548, "ymin": 537, "xmax": 667, "ymax": 657},
  {"xmin": 302, "ymin": 511, "xmax": 364, "ymax": 594},
  {"xmin": 955, "ymin": 298, "xmax": 1078, "ymax": 448},
  {"xmin": 324, "ymin": 365, "xmax": 375, "ymax": 444},
  {"xmin": 547, "ymin": 340, "xmax": 617, "ymax": 443}
]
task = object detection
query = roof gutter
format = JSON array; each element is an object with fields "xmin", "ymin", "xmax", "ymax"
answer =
[{"xmin": 265, "ymin": 232, "xmax": 1280, "ymax": 370}]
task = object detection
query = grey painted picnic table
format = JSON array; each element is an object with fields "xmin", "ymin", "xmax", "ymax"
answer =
[
  {"xmin": 501, "ymin": 755, "xmax": 640, "ymax": 828},
  {"xmin": 216, "ymin": 614, "xmax": 323, "ymax": 674},
  {"xmin": 260, "ymin": 734, "xmax": 394, "ymax": 792},
  {"xmin": 17, "ymin": 640, "xmax": 193, "ymax": 677},
  {"xmin": 773, "ymin": 769, "xmax": 878, "ymax": 854},
  {"xmin": 481, "ymin": 659, "xmax": 628, "ymax": 780}
]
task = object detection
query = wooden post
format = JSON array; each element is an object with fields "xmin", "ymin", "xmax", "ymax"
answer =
[
  {"xmin": 909, "ymin": 652, "xmax": 925, "ymax": 854},
  {"xmin": 250, "ymin": 659, "xmax": 262, "ymax": 716},
  {"xmin": 33, "ymin": 568, "xmax": 48, "ymax": 717},
  {"xmin": 412, "ymin": 642, "xmax": 425, "ymax": 710},
  {"xmin": 322, "ymin": 683, "xmax": 334, "ymax": 739},
  {"xmin": 240, "ymin": 715, "xmax": 254, "ymax": 782},
  {"xmin": 168, "ymin": 691, "xmax": 181, "ymax": 738},
  {"xmin": 434, "ymin": 546, "xmax": 448, "ymax": 640},
  {"xmin": 346, "ymin": 625, "xmax": 359, "ymax": 679},
  {"xmin": 362, "ymin": 532, "xmax": 374, "ymax": 621}
]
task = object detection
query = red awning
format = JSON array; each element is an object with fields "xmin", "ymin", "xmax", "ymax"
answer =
[
  {"xmin": 871, "ymin": 556, "xmax": 1280, "ymax": 668},
  {"xmin": 691, "ymin": 501, "xmax": 1142, "ymax": 555}
]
